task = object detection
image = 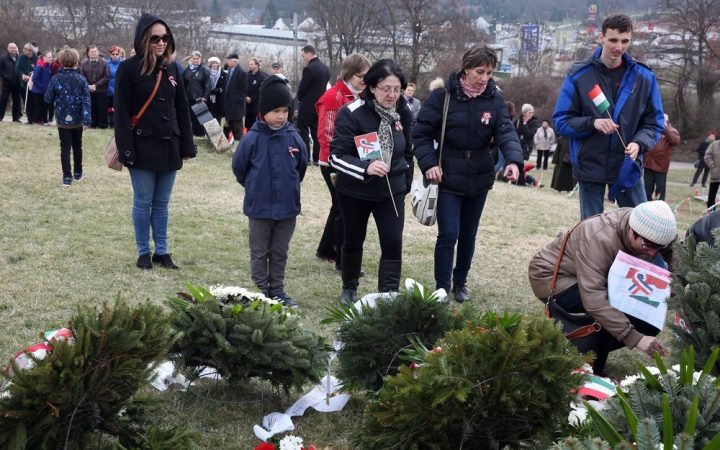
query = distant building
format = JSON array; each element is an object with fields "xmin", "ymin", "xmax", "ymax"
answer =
[{"xmin": 225, "ymin": 8, "xmax": 263, "ymax": 25}]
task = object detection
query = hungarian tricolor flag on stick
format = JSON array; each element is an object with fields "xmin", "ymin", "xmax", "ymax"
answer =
[{"xmin": 588, "ymin": 84, "xmax": 627, "ymax": 148}]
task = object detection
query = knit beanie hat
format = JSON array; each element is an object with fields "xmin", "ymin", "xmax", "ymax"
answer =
[
  {"xmin": 259, "ymin": 75, "xmax": 292, "ymax": 115},
  {"xmin": 629, "ymin": 201, "xmax": 677, "ymax": 246}
]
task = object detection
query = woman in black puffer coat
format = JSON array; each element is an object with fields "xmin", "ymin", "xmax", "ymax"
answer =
[
  {"xmin": 329, "ymin": 59, "xmax": 414, "ymax": 306},
  {"xmin": 413, "ymin": 43, "xmax": 523, "ymax": 303}
]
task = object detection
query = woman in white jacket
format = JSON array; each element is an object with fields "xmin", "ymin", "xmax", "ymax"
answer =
[{"xmin": 533, "ymin": 119, "xmax": 556, "ymax": 170}]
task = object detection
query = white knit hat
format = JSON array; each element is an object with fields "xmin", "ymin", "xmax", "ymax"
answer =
[
  {"xmin": 207, "ymin": 56, "xmax": 221, "ymax": 65},
  {"xmin": 629, "ymin": 201, "xmax": 677, "ymax": 246}
]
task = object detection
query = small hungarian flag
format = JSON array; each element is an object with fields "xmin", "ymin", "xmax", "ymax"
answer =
[
  {"xmin": 227, "ymin": 131, "xmax": 234, "ymax": 145},
  {"xmin": 588, "ymin": 84, "xmax": 610, "ymax": 114}
]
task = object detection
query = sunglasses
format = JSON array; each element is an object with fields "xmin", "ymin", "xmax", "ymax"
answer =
[{"xmin": 149, "ymin": 34, "xmax": 171, "ymax": 44}]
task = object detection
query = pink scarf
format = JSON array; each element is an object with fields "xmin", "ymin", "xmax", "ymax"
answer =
[{"xmin": 459, "ymin": 75, "xmax": 486, "ymax": 98}]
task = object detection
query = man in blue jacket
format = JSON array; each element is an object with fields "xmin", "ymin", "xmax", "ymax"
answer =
[{"xmin": 553, "ymin": 13, "xmax": 665, "ymax": 219}]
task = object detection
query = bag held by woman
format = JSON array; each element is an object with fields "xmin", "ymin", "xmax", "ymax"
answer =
[
  {"xmin": 411, "ymin": 175, "xmax": 439, "ymax": 226},
  {"xmin": 411, "ymin": 89, "xmax": 450, "ymax": 226},
  {"xmin": 105, "ymin": 72, "xmax": 163, "ymax": 171}
]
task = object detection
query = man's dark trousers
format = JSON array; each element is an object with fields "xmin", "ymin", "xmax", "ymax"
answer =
[
  {"xmin": 0, "ymin": 83, "xmax": 21, "ymax": 121},
  {"xmin": 298, "ymin": 112, "xmax": 319, "ymax": 163}
]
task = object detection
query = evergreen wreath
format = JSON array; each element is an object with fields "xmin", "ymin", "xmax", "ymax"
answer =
[
  {"xmin": 667, "ymin": 233, "xmax": 720, "ymax": 375},
  {"xmin": 321, "ymin": 284, "xmax": 466, "ymax": 392},
  {"xmin": 0, "ymin": 298, "xmax": 198, "ymax": 450},
  {"xmin": 349, "ymin": 312, "xmax": 586, "ymax": 449},
  {"xmin": 168, "ymin": 284, "xmax": 329, "ymax": 392}
]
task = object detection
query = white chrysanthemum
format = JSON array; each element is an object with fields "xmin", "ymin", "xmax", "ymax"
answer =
[
  {"xmin": 279, "ymin": 435, "xmax": 304, "ymax": 450},
  {"xmin": 568, "ymin": 408, "xmax": 587, "ymax": 426},
  {"xmin": 646, "ymin": 366, "xmax": 661, "ymax": 375},
  {"xmin": 620, "ymin": 374, "xmax": 643, "ymax": 391}
]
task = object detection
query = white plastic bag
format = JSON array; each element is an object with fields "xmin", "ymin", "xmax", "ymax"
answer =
[{"xmin": 410, "ymin": 173, "xmax": 439, "ymax": 226}]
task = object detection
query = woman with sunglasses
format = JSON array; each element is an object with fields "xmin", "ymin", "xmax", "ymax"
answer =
[
  {"xmin": 528, "ymin": 201, "xmax": 678, "ymax": 376},
  {"xmin": 315, "ymin": 52, "xmax": 371, "ymax": 272},
  {"xmin": 413, "ymin": 43, "xmax": 523, "ymax": 304},
  {"xmin": 114, "ymin": 13, "xmax": 197, "ymax": 270},
  {"xmin": 107, "ymin": 46, "xmax": 124, "ymax": 128},
  {"xmin": 329, "ymin": 59, "xmax": 414, "ymax": 306}
]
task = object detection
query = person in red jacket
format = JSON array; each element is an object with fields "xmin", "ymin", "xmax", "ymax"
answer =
[
  {"xmin": 314, "ymin": 53, "xmax": 371, "ymax": 271},
  {"xmin": 643, "ymin": 114, "xmax": 680, "ymax": 201}
]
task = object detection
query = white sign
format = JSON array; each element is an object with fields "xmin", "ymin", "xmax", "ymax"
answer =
[{"xmin": 607, "ymin": 251, "xmax": 671, "ymax": 330}]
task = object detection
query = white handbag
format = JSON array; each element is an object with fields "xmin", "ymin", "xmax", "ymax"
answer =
[{"xmin": 411, "ymin": 89, "xmax": 450, "ymax": 226}]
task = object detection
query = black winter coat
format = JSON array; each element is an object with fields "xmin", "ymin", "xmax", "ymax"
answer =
[
  {"xmin": 515, "ymin": 115, "xmax": 539, "ymax": 160},
  {"xmin": 184, "ymin": 63, "xmax": 211, "ymax": 102},
  {"xmin": 329, "ymin": 96, "xmax": 414, "ymax": 202},
  {"xmin": 246, "ymin": 70, "xmax": 267, "ymax": 115},
  {"xmin": 0, "ymin": 53, "xmax": 19, "ymax": 89},
  {"xmin": 208, "ymin": 69, "xmax": 226, "ymax": 120},
  {"xmin": 115, "ymin": 13, "xmax": 197, "ymax": 171},
  {"xmin": 414, "ymin": 72, "xmax": 523, "ymax": 196},
  {"xmin": 297, "ymin": 57, "xmax": 330, "ymax": 114},
  {"xmin": 686, "ymin": 210, "xmax": 720, "ymax": 248},
  {"xmin": 224, "ymin": 65, "xmax": 248, "ymax": 121}
]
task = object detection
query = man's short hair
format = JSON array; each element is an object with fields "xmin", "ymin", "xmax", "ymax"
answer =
[
  {"xmin": 250, "ymin": 56, "xmax": 261, "ymax": 66},
  {"xmin": 601, "ymin": 13, "xmax": 633, "ymax": 35},
  {"xmin": 58, "ymin": 48, "xmax": 79, "ymax": 68},
  {"xmin": 301, "ymin": 45, "xmax": 316, "ymax": 55}
]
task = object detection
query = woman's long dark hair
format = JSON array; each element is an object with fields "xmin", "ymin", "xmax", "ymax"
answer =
[{"xmin": 361, "ymin": 59, "xmax": 407, "ymax": 101}]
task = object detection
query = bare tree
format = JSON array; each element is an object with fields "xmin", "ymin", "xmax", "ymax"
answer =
[
  {"xmin": 307, "ymin": 0, "xmax": 378, "ymax": 75},
  {"xmin": 654, "ymin": 0, "xmax": 720, "ymax": 135}
]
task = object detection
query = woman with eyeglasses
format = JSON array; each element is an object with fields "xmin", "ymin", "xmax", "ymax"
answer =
[
  {"xmin": 315, "ymin": 52, "xmax": 371, "ymax": 272},
  {"xmin": 528, "ymin": 201, "xmax": 678, "ymax": 376},
  {"xmin": 329, "ymin": 59, "xmax": 414, "ymax": 306},
  {"xmin": 114, "ymin": 13, "xmax": 197, "ymax": 270},
  {"xmin": 413, "ymin": 43, "xmax": 523, "ymax": 304},
  {"xmin": 107, "ymin": 46, "xmax": 124, "ymax": 128}
]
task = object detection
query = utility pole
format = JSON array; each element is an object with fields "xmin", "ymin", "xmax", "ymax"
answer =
[{"xmin": 293, "ymin": 13, "xmax": 298, "ymax": 90}]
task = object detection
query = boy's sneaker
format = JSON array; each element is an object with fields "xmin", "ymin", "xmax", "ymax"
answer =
[
  {"xmin": 273, "ymin": 292, "xmax": 298, "ymax": 307},
  {"xmin": 62, "ymin": 177, "xmax": 72, "ymax": 187},
  {"xmin": 73, "ymin": 171, "xmax": 85, "ymax": 181}
]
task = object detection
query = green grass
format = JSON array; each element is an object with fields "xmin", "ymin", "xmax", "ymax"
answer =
[{"xmin": 0, "ymin": 122, "xmax": 702, "ymax": 448}]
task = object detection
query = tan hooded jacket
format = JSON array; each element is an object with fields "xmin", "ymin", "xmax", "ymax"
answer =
[{"xmin": 528, "ymin": 208, "xmax": 675, "ymax": 350}]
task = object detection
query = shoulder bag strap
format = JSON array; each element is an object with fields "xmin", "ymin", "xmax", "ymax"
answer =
[
  {"xmin": 437, "ymin": 89, "xmax": 450, "ymax": 170},
  {"xmin": 130, "ymin": 69, "xmax": 164, "ymax": 129},
  {"xmin": 547, "ymin": 212, "xmax": 613, "ymax": 339}
]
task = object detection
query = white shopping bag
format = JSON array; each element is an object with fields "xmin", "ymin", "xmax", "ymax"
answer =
[{"xmin": 607, "ymin": 251, "xmax": 671, "ymax": 330}]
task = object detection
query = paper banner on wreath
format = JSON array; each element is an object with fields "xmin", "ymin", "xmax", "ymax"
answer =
[
  {"xmin": 607, "ymin": 251, "xmax": 671, "ymax": 330},
  {"xmin": 253, "ymin": 375, "xmax": 352, "ymax": 441}
]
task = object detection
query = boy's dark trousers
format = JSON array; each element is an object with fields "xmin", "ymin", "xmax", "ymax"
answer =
[
  {"xmin": 58, "ymin": 127, "xmax": 83, "ymax": 177},
  {"xmin": 248, "ymin": 217, "xmax": 296, "ymax": 297}
]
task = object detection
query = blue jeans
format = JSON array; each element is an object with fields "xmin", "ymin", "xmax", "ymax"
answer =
[
  {"xmin": 579, "ymin": 179, "xmax": 647, "ymax": 220},
  {"xmin": 434, "ymin": 190, "xmax": 489, "ymax": 292},
  {"xmin": 493, "ymin": 151, "xmax": 505, "ymax": 176},
  {"xmin": 128, "ymin": 168, "xmax": 177, "ymax": 256}
]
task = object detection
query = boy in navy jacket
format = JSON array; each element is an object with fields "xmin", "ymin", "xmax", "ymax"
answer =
[
  {"xmin": 45, "ymin": 48, "xmax": 90, "ymax": 187},
  {"xmin": 232, "ymin": 75, "xmax": 307, "ymax": 306}
]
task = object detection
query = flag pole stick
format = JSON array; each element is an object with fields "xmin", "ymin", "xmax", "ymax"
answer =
[
  {"xmin": 605, "ymin": 110, "xmax": 628, "ymax": 150},
  {"xmin": 386, "ymin": 176, "xmax": 398, "ymax": 217}
]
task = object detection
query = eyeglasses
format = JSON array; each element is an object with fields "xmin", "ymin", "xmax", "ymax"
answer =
[
  {"xmin": 149, "ymin": 34, "xmax": 171, "ymax": 44},
  {"xmin": 634, "ymin": 230, "xmax": 667, "ymax": 251},
  {"xmin": 376, "ymin": 86, "xmax": 401, "ymax": 94},
  {"xmin": 353, "ymin": 73, "xmax": 366, "ymax": 79}
]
